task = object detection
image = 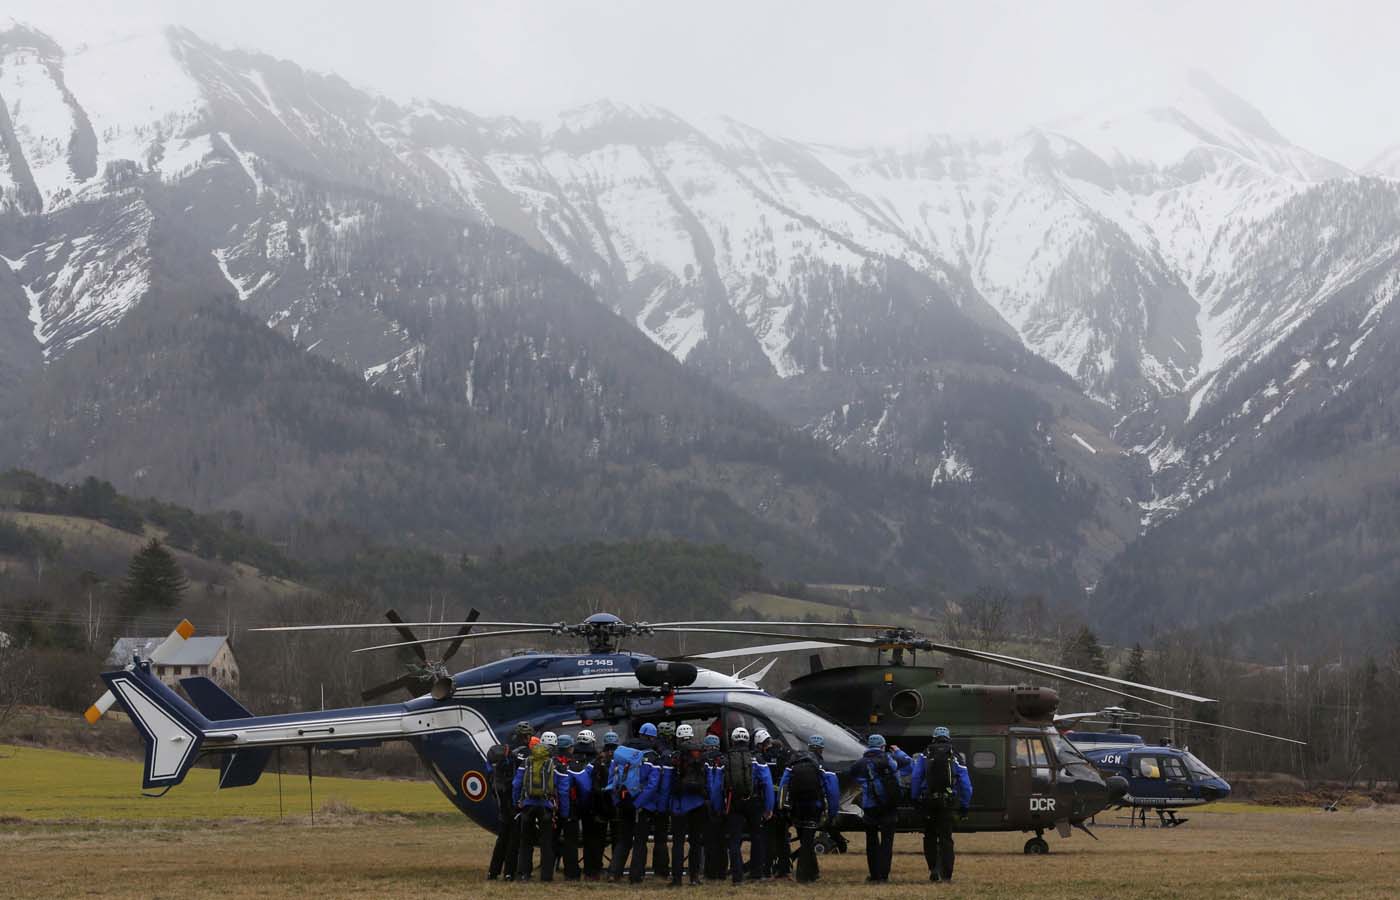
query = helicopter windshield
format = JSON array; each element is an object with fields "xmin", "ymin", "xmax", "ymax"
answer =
[
  {"xmin": 1181, "ymin": 751, "xmax": 1220, "ymax": 780},
  {"xmin": 1048, "ymin": 731, "xmax": 1096, "ymax": 770},
  {"xmin": 725, "ymin": 692, "xmax": 866, "ymax": 764}
]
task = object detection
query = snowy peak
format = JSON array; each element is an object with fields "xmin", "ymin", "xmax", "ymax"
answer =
[
  {"xmin": 1046, "ymin": 69, "xmax": 1347, "ymax": 182},
  {"xmin": 1365, "ymin": 143, "xmax": 1400, "ymax": 178}
]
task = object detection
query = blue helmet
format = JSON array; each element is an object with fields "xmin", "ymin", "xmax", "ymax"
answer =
[
  {"xmin": 640, "ymin": 722, "xmax": 658, "ymax": 737},
  {"xmin": 808, "ymin": 734, "xmax": 826, "ymax": 749},
  {"xmin": 703, "ymin": 734, "xmax": 721, "ymax": 748},
  {"xmin": 932, "ymin": 726, "xmax": 951, "ymax": 741},
  {"xmin": 557, "ymin": 733, "xmax": 575, "ymax": 750},
  {"xmin": 867, "ymin": 733, "xmax": 886, "ymax": 749},
  {"xmin": 603, "ymin": 731, "xmax": 620, "ymax": 748}
]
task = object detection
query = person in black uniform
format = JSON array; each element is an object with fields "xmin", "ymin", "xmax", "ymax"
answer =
[
  {"xmin": 755, "ymin": 728, "xmax": 792, "ymax": 879},
  {"xmin": 573, "ymin": 729, "xmax": 606, "ymax": 881},
  {"xmin": 487, "ymin": 721, "xmax": 533, "ymax": 881}
]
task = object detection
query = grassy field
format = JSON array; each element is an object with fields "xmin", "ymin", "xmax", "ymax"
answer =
[
  {"xmin": 0, "ymin": 744, "xmax": 450, "ymax": 821},
  {"xmin": 2, "ymin": 746, "xmax": 1398, "ymax": 898}
]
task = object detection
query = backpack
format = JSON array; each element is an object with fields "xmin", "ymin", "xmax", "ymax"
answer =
[
  {"xmin": 725, "ymin": 749, "xmax": 755, "ymax": 801},
  {"xmin": 865, "ymin": 754, "xmax": 901, "ymax": 811},
  {"xmin": 487, "ymin": 743, "xmax": 515, "ymax": 793},
  {"xmin": 920, "ymin": 744, "xmax": 955, "ymax": 807},
  {"xmin": 524, "ymin": 743, "xmax": 556, "ymax": 801},
  {"xmin": 678, "ymin": 752, "xmax": 707, "ymax": 795},
  {"xmin": 608, "ymin": 744, "xmax": 647, "ymax": 798},
  {"xmin": 787, "ymin": 755, "xmax": 823, "ymax": 805}
]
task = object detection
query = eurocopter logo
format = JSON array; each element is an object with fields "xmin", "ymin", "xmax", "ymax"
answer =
[{"xmin": 577, "ymin": 659, "xmax": 616, "ymax": 667}]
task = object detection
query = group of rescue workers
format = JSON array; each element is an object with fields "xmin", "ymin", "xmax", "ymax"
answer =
[{"xmin": 485, "ymin": 719, "xmax": 973, "ymax": 885}]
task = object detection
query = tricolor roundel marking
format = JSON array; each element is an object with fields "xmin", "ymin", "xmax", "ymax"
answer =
[{"xmin": 461, "ymin": 770, "xmax": 489, "ymax": 802}]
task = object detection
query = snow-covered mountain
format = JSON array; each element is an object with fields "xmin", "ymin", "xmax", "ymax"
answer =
[{"xmin": 6, "ymin": 21, "xmax": 1400, "ymax": 616}]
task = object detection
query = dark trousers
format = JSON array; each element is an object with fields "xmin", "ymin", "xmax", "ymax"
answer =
[
  {"xmin": 556, "ymin": 815, "xmax": 580, "ymax": 880},
  {"xmin": 516, "ymin": 805, "xmax": 555, "ymax": 881},
  {"xmin": 863, "ymin": 811, "xmax": 896, "ymax": 881},
  {"xmin": 488, "ymin": 791, "xmax": 518, "ymax": 879},
  {"xmin": 726, "ymin": 798, "xmax": 766, "ymax": 884},
  {"xmin": 670, "ymin": 805, "xmax": 707, "ymax": 883},
  {"xmin": 923, "ymin": 806, "xmax": 956, "ymax": 881},
  {"xmin": 704, "ymin": 811, "xmax": 728, "ymax": 879},
  {"xmin": 582, "ymin": 813, "xmax": 607, "ymax": 878},
  {"xmin": 765, "ymin": 812, "xmax": 791, "ymax": 876},
  {"xmin": 609, "ymin": 806, "xmax": 654, "ymax": 883},
  {"xmin": 652, "ymin": 811, "xmax": 671, "ymax": 877},
  {"xmin": 792, "ymin": 801, "xmax": 824, "ymax": 883}
]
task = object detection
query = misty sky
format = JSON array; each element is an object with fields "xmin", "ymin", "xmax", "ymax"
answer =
[{"xmin": 9, "ymin": 0, "xmax": 1399, "ymax": 167}]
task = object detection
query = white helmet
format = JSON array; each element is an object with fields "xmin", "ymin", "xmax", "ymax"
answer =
[
  {"xmin": 731, "ymin": 726, "xmax": 750, "ymax": 744},
  {"xmin": 541, "ymin": 731, "xmax": 558, "ymax": 748},
  {"xmin": 676, "ymin": 724, "xmax": 695, "ymax": 740},
  {"xmin": 577, "ymin": 729, "xmax": 597, "ymax": 745},
  {"xmin": 753, "ymin": 728, "xmax": 771, "ymax": 745}
]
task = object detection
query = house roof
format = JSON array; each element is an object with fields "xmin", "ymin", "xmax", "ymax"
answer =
[{"xmin": 106, "ymin": 635, "xmax": 230, "ymax": 667}]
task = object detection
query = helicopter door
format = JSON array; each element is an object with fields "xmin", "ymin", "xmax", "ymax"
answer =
[
  {"xmin": 1159, "ymin": 756, "xmax": 1192, "ymax": 800},
  {"xmin": 953, "ymin": 737, "xmax": 1005, "ymax": 812},
  {"xmin": 1009, "ymin": 735, "xmax": 1056, "ymax": 826}
]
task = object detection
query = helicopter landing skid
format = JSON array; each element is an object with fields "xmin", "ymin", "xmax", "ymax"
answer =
[{"xmin": 1130, "ymin": 807, "xmax": 1189, "ymax": 828}]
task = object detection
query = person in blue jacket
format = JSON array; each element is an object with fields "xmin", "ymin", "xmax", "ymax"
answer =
[
  {"xmin": 910, "ymin": 725, "xmax": 973, "ymax": 883},
  {"xmin": 700, "ymin": 733, "xmax": 728, "ymax": 880},
  {"xmin": 666, "ymin": 724, "xmax": 709, "ymax": 884},
  {"xmin": 709, "ymin": 726, "xmax": 774, "ymax": 884},
  {"xmin": 848, "ymin": 733, "xmax": 911, "ymax": 882},
  {"xmin": 512, "ymin": 731, "xmax": 570, "ymax": 882},
  {"xmin": 607, "ymin": 722, "xmax": 664, "ymax": 883},
  {"xmin": 778, "ymin": 734, "xmax": 843, "ymax": 883}
]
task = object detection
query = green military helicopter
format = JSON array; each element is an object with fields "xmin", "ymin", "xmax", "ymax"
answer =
[{"xmin": 684, "ymin": 624, "xmax": 1211, "ymax": 854}]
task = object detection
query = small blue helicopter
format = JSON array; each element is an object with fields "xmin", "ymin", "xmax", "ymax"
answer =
[{"xmin": 1057, "ymin": 707, "xmax": 1305, "ymax": 827}]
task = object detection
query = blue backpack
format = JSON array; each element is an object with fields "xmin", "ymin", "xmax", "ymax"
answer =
[{"xmin": 607, "ymin": 745, "xmax": 647, "ymax": 798}]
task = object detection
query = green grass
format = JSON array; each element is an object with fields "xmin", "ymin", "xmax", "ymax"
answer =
[{"xmin": 0, "ymin": 744, "xmax": 451, "ymax": 822}]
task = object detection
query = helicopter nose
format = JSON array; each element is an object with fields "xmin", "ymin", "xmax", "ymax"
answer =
[
  {"xmin": 1106, "ymin": 775, "xmax": 1129, "ymax": 803},
  {"xmin": 1200, "ymin": 778, "xmax": 1231, "ymax": 801}
]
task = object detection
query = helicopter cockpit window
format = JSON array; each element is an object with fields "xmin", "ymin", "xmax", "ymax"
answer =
[
  {"xmin": 1048, "ymin": 731, "xmax": 1096, "ymax": 773},
  {"xmin": 1013, "ymin": 736, "xmax": 1053, "ymax": 785},
  {"xmin": 1182, "ymin": 753, "xmax": 1219, "ymax": 780},
  {"xmin": 722, "ymin": 693, "xmax": 866, "ymax": 763},
  {"xmin": 1161, "ymin": 757, "xmax": 1188, "ymax": 780}
]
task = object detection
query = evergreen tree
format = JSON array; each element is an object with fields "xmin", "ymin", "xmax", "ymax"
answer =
[
  {"xmin": 1061, "ymin": 625, "xmax": 1108, "ymax": 674},
  {"xmin": 120, "ymin": 538, "xmax": 189, "ymax": 611},
  {"xmin": 1119, "ymin": 642, "xmax": 1150, "ymax": 710}
]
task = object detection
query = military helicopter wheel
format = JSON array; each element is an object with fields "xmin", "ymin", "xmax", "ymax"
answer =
[{"xmin": 1024, "ymin": 836, "xmax": 1050, "ymax": 855}]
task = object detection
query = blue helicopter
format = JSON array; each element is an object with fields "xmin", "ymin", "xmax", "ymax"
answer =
[
  {"xmin": 1057, "ymin": 707, "xmax": 1306, "ymax": 827},
  {"xmin": 87, "ymin": 611, "xmax": 881, "ymax": 829}
]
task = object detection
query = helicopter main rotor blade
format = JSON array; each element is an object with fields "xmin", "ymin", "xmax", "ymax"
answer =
[
  {"xmin": 934, "ymin": 645, "xmax": 1218, "ymax": 705},
  {"xmin": 440, "ymin": 608, "xmax": 482, "ymax": 663},
  {"xmin": 251, "ymin": 620, "xmax": 551, "ymax": 632},
  {"xmin": 655, "ymin": 627, "xmax": 1189, "ymax": 708},
  {"xmin": 352, "ymin": 627, "xmax": 556, "ymax": 654},
  {"xmin": 360, "ymin": 673, "xmax": 423, "ymax": 702},
  {"xmin": 680, "ymin": 639, "xmax": 850, "ymax": 660},
  {"xmin": 654, "ymin": 620, "xmax": 899, "ymax": 630},
  {"xmin": 1133, "ymin": 714, "xmax": 1308, "ymax": 745},
  {"xmin": 386, "ymin": 609, "xmax": 428, "ymax": 664}
]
